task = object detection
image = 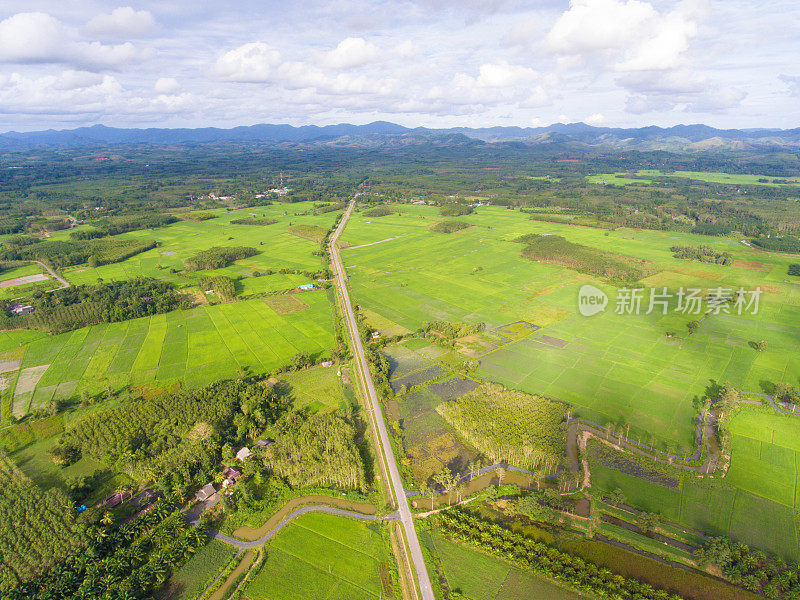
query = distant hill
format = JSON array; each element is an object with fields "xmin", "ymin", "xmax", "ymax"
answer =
[{"xmin": 1, "ymin": 120, "xmax": 799, "ymax": 151}]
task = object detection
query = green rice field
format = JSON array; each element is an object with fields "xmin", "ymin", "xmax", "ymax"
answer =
[
  {"xmin": 589, "ymin": 453, "xmax": 800, "ymax": 560},
  {"xmin": 37, "ymin": 201, "xmax": 338, "ymax": 295},
  {"xmin": 0, "ymin": 290, "xmax": 335, "ymax": 417},
  {"xmin": 340, "ymin": 204, "xmax": 800, "ymax": 450},
  {"xmin": 587, "ymin": 170, "xmax": 800, "ymax": 187},
  {"xmin": 424, "ymin": 530, "xmax": 591, "ymax": 600},
  {"xmin": 244, "ymin": 512, "xmax": 392, "ymax": 600},
  {"xmin": 161, "ymin": 538, "xmax": 237, "ymax": 600}
]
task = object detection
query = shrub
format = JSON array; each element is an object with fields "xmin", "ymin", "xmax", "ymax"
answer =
[
  {"xmin": 431, "ymin": 220, "xmax": 471, "ymax": 233},
  {"xmin": 185, "ymin": 246, "xmax": 257, "ymax": 270},
  {"xmin": 439, "ymin": 204, "xmax": 473, "ymax": 217}
]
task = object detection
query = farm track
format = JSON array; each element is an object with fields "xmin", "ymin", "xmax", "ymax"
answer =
[{"xmin": 196, "ymin": 505, "xmax": 399, "ymax": 549}]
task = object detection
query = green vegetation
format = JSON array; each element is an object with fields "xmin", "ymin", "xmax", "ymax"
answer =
[
  {"xmin": 0, "ymin": 291, "xmax": 336, "ymax": 418},
  {"xmin": 244, "ymin": 512, "xmax": 393, "ymax": 600},
  {"xmin": 431, "ymin": 220, "xmax": 471, "ymax": 233},
  {"xmin": 436, "ymin": 508, "xmax": 681, "ymax": 600},
  {"xmin": 363, "ymin": 205, "xmax": 395, "ymax": 217},
  {"xmin": 695, "ymin": 536, "xmax": 800, "ymax": 598},
  {"xmin": 0, "ymin": 452, "xmax": 88, "ymax": 591},
  {"xmin": 0, "ymin": 238, "xmax": 157, "ymax": 269},
  {"xmin": 516, "ymin": 234, "xmax": 652, "ymax": 282},
  {"xmin": 789, "ymin": 264, "xmax": 800, "ymax": 276},
  {"xmin": 163, "ymin": 538, "xmax": 237, "ymax": 600},
  {"xmin": 751, "ymin": 236, "xmax": 800, "ymax": 253},
  {"xmin": 5, "ymin": 500, "xmax": 207, "ymax": 599},
  {"xmin": 437, "ymin": 384, "xmax": 566, "ymax": 471},
  {"xmin": 670, "ymin": 245, "xmax": 733, "ymax": 265},
  {"xmin": 71, "ymin": 214, "xmax": 178, "ymax": 240},
  {"xmin": 185, "ymin": 246, "xmax": 257, "ymax": 270},
  {"xmin": 440, "ymin": 204, "xmax": 473, "ymax": 217},
  {"xmin": 426, "ymin": 529, "xmax": 587, "ymax": 600},
  {"xmin": 60, "ymin": 378, "xmax": 288, "ymax": 493},
  {"xmin": 229, "ymin": 217, "xmax": 277, "ymax": 226},
  {"xmin": 11, "ymin": 278, "xmax": 189, "ymax": 334},
  {"xmin": 199, "ymin": 275, "xmax": 238, "ymax": 301},
  {"xmin": 286, "ymin": 224, "xmax": 328, "ymax": 243},
  {"xmin": 264, "ymin": 410, "xmax": 366, "ymax": 490}
]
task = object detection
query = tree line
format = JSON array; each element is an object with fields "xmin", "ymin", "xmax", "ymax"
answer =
[
  {"xmin": 184, "ymin": 246, "xmax": 257, "ymax": 270},
  {"xmin": 436, "ymin": 508, "xmax": 683, "ymax": 600}
]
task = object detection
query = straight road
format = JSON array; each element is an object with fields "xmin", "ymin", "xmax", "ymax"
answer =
[{"xmin": 329, "ymin": 199, "xmax": 435, "ymax": 600}]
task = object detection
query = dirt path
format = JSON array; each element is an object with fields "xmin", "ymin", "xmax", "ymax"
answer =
[{"xmin": 195, "ymin": 505, "xmax": 398, "ymax": 549}]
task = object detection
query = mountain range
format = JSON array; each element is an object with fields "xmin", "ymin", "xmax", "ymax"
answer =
[{"xmin": 1, "ymin": 121, "xmax": 799, "ymax": 151}]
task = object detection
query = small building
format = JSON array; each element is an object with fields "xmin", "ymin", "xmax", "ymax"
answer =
[
  {"xmin": 371, "ymin": 331, "xmax": 381, "ymax": 339},
  {"xmin": 195, "ymin": 483, "xmax": 216, "ymax": 502},
  {"xmin": 297, "ymin": 284, "xmax": 315, "ymax": 291},
  {"xmin": 254, "ymin": 439, "xmax": 274, "ymax": 449},
  {"xmin": 321, "ymin": 361, "xmax": 333, "ymax": 368},
  {"xmin": 10, "ymin": 304, "xmax": 35, "ymax": 316},
  {"xmin": 236, "ymin": 447, "xmax": 253, "ymax": 461},
  {"xmin": 103, "ymin": 490, "xmax": 131, "ymax": 508},
  {"xmin": 222, "ymin": 467, "xmax": 242, "ymax": 481}
]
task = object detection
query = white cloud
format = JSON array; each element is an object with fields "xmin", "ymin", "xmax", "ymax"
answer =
[
  {"xmin": 476, "ymin": 61, "xmax": 538, "ymax": 87},
  {"xmin": 154, "ymin": 77, "xmax": 180, "ymax": 94},
  {"xmin": 0, "ymin": 12, "xmax": 152, "ymax": 70},
  {"xmin": 779, "ymin": 75, "xmax": 800, "ymax": 96},
  {"xmin": 585, "ymin": 112, "xmax": 607, "ymax": 124},
  {"xmin": 545, "ymin": 0, "xmax": 699, "ymax": 71},
  {"xmin": 322, "ymin": 38, "xmax": 380, "ymax": 70},
  {"xmin": 0, "ymin": 70, "xmax": 123, "ymax": 115},
  {"xmin": 84, "ymin": 7, "xmax": 156, "ymax": 37},
  {"xmin": 213, "ymin": 43, "xmax": 282, "ymax": 82}
]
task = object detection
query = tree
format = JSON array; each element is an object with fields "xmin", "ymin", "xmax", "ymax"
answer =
[
  {"xmin": 686, "ymin": 320, "xmax": 700, "ymax": 335},
  {"xmin": 774, "ymin": 383, "xmax": 800, "ymax": 404},
  {"xmin": 608, "ymin": 488, "xmax": 627, "ymax": 507},
  {"xmin": 754, "ymin": 340, "xmax": 768, "ymax": 352},
  {"xmin": 636, "ymin": 512, "xmax": 661, "ymax": 533},
  {"xmin": 434, "ymin": 467, "xmax": 456, "ymax": 506}
]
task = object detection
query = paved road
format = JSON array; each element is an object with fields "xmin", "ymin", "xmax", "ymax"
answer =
[
  {"xmin": 194, "ymin": 505, "xmax": 398, "ymax": 549},
  {"xmin": 329, "ymin": 199, "xmax": 435, "ymax": 600}
]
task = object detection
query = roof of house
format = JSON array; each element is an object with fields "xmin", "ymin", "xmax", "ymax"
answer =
[
  {"xmin": 195, "ymin": 483, "xmax": 216, "ymax": 501},
  {"xmin": 236, "ymin": 447, "xmax": 252, "ymax": 460},
  {"xmin": 222, "ymin": 467, "xmax": 242, "ymax": 479}
]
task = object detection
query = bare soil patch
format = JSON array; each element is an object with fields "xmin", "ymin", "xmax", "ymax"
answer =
[{"xmin": 264, "ymin": 294, "xmax": 309, "ymax": 314}]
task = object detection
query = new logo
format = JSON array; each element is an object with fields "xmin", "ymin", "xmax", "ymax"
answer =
[{"xmin": 578, "ymin": 284, "xmax": 608, "ymax": 317}]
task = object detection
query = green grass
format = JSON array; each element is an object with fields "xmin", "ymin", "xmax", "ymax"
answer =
[
  {"xmin": 0, "ymin": 291, "xmax": 336, "ymax": 416},
  {"xmin": 60, "ymin": 202, "xmax": 336, "ymax": 294},
  {"xmin": 426, "ymin": 530, "xmax": 591, "ymax": 600},
  {"xmin": 726, "ymin": 409, "xmax": 800, "ymax": 509},
  {"xmin": 244, "ymin": 512, "xmax": 391, "ymax": 600},
  {"xmin": 279, "ymin": 365, "xmax": 354, "ymax": 413},
  {"xmin": 162, "ymin": 538, "xmax": 237, "ymax": 600},
  {"xmin": 587, "ymin": 170, "xmax": 800, "ymax": 188},
  {"xmin": 339, "ymin": 204, "xmax": 800, "ymax": 450},
  {"xmin": 589, "ymin": 453, "xmax": 800, "ymax": 560}
]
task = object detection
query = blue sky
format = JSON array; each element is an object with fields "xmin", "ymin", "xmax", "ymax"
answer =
[{"xmin": 0, "ymin": 1, "xmax": 797, "ymax": 131}]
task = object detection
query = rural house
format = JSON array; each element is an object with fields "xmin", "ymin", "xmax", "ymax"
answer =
[{"xmin": 195, "ymin": 483, "xmax": 216, "ymax": 502}]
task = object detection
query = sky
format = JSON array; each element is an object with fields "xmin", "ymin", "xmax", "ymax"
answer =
[{"xmin": 0, "ymin": 0, "xmax": 797, "ymax": 132}]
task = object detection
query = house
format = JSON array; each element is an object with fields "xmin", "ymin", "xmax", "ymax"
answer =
[
  {"xmin": 297, "ymin": 283, "xmax": 315, "ymax": 291},
  {"xmin": 222, "ymin": 467, "xmax": 242, "ymax": 481},
  {"xmin": 254, "ymin": 439, "xmax": 274, "ymax": 449},
  {"xmin": 10, "ymin": 304, "xmax": 35, "ymax": 316},
  {"xmin": 195, "ymin": 483, "xmax": 217, "ymax": 502},
  {"xmin": 321, "ymin": 361, "xmax": 333, "ymax": 368},
  {"xmin": 236, "ymin": 447, "xmax": 253, "ymax": 461},
  {"xmin": 371, "ymin": 331, "xmax": 381, "ymax": 339}
]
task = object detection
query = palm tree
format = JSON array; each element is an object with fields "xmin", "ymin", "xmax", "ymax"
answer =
[{"xmin": 100, "ymin": 512, "xmax": 114, "ymax": 527}]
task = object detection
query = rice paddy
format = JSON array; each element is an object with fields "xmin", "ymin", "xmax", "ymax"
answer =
[
  {"xmin": 244, "ymin": 512, "xmax": 393, "ymax": 600},
  {"xmin": 341, "ymin": 204, "xmax": 800, "ymax": 450},
  {"xmin": 0, "ymin": 291, "xmax": 336, "ymax": 417}
]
